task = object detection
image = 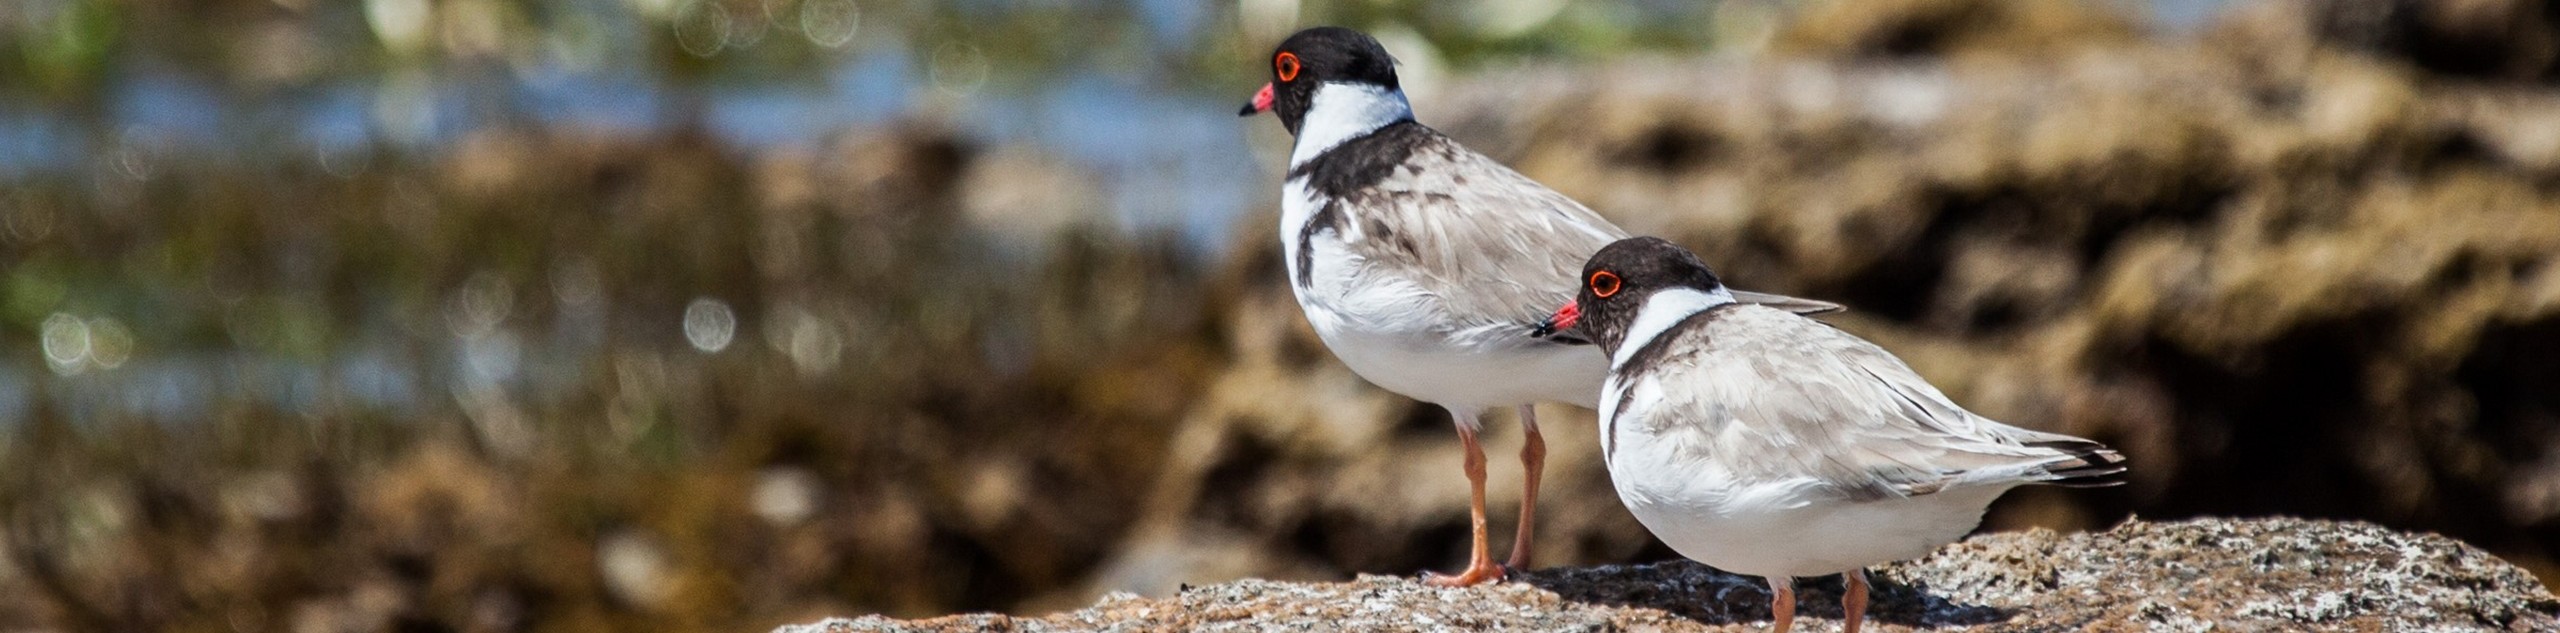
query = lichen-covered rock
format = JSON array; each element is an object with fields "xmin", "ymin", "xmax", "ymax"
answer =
[{"xmin": 777, "ymin": 517, "xmax": 2559, "ymax": 632}]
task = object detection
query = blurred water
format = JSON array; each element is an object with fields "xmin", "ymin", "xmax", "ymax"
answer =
[
  {"xmin": 0, "ymin": 6, "xmax": 1269, "ymax": 249},
  {"xmin": 0, "ymin": 0, "xmax": 2238, "ymax": 427},
  {"xmin": 0, "ymin": 1, "xmax": 2235, "ymax": 241}
]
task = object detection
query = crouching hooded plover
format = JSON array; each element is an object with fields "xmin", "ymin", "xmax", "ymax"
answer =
[{"xmin": 1537, "ymin": 237, "xmax": 2124, "ymax": 631}]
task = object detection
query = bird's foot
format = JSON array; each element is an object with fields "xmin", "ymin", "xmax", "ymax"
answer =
[{"xmin": 1422, "ymin": 561, "xmax": 1508, "ymax": 587}]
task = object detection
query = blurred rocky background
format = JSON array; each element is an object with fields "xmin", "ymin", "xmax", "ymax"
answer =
[{"xmin": 3, "ymin": 0, "xmax": 2559, "ymax": 631}]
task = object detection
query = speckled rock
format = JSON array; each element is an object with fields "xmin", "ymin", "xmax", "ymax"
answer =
[{"xmin": 776, "ymin": 517, "xmax": 2557, "ymax": 632}]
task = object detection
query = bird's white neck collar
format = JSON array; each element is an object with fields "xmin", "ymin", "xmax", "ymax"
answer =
[
  {"xmin": 1290, "ymin": 82, "xmax": 1414, "ymax": 168},
  {"xmin": 1612, "ymin": 287, "xmax": 1736, "ymax": 370}
]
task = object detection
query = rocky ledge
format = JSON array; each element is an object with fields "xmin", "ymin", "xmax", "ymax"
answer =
[{"xmin": 779, "ymin": 517, "xmax": 2557, "ymax": 632}]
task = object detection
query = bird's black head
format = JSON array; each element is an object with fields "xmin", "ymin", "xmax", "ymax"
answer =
[
  {"xmin": 1237, "ymin": 26, "xmax": 1401, "ymax": 135},
  {"xmin": 1540, "ymin": 237, "xmax": 1728, "ymax": 355}
]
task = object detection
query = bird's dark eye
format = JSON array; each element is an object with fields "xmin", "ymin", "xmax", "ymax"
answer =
[
  {"xmin": 1590, "ymin": 271, "xmax": 1621, "ymax": 298},
  {"xmin": 1276, "ymin": 52, "xmax": 1301, "ymax": 82}
]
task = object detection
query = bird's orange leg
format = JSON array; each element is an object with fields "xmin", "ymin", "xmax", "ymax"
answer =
[
  {"xmin": 1425, "ymin": 418, "xmax": 1503, "ymax": 587},
  {"xmin": 1767, "ymin": 576, "xmax": 1795, "ymax": 633},
  {"xmin": 1843, "ymin": 568, "xmax": 1869, "ymax": 633},
  {"xmin": 1506, "ymin": 404, "xmax": 1544, "ymax": 572}
]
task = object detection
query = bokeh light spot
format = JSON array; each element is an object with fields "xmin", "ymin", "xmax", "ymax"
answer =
[
  {"xmin": 3, "ymin": 200, "xmax": 55, "ymax": 242},
  {"xmin": 41, "ymin": 312, "xmax": 90, "ymax": 375},
  {"xmin": 684, "ymin": 298, "xmax": 736, "ymax": 352},
  {"xmin": 86, "ymin": 317, "xmax": 133, "ymax": 370},
  {"xmin": 365, "ymin": 0, "xmax": 433, "ymax": 54},
  {"xmin": 929, "ymin": 42, "xmax": 989, "ymax": 96},
  {"xmin": 598, "ymin": 531, "xmax": 673, "ymax": 608},
  {"xmin": 799, "ymin": 0, "xmax": 859, "ymax": 48},
  {"xmin": 673, "ymin": 1, "xmax": 732, "ymax": 58},
  {"xmin": 551, "ymin": 259, "xmax": 604, "ymax": 309},
  {"xmin": 753, "ymin": 467, "xmax": 820, "ymax": 526},
  {"xmin": 764, "ymin": 305, "xmax": 842, "ymax": 374},
  {"xmin": 444, "ymin": 272, "xmax": 515, "ymax": 338}
]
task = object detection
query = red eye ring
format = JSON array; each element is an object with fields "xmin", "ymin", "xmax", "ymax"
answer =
[
  {"xmin": 1275, "ymin": 52, "xmax": 1301, "ymax": 82},
  {"xmin": 1590, "ymin": 271, "xmax": 1622, "ymax": 298}
]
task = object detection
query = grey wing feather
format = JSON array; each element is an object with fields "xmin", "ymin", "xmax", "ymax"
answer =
[
  {"xmin": 1331, "ymin": 132, "xmax": 1840, "ymax": 343},
  {"xmin": 1637, "ymin": 307, "xmax": 2123, "ymax": 501},
  {"xmin": 1337, "ymin": 136, "xmax": 1624, "ymax": 336}
]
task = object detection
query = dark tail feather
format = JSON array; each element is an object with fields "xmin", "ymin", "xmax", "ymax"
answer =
[{"xmin": 2027, "ymin": 439, "xmax": 2128, "ymax": 487}]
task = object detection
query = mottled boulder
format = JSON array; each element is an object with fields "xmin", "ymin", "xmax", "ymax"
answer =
[{"xmin": 778, "ymin": 517, "xmax": 2557, "ymax": 632}]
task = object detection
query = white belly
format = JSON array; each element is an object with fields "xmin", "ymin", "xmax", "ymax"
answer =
[
  {"xmin": 1317, "ymin": 324, "xmax": 1604, "ymax": 410},
  {"xmin": 1601, "ymin": 398, "xmax": 2008, "ymax": 578},
  {"xmin": 1279, "ymin": 180, "xmax": 1604, "ymax": 410}
]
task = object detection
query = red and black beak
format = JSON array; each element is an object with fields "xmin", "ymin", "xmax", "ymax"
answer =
[
  {"xmin": 1238, "ymin": 83, "xmax": 1274, "ymax": 116},
  {"xmin": 1531, "ymin": 299, "xmax": 1581, "ymax": 338}
]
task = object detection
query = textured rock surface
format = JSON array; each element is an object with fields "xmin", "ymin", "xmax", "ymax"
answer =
[{"xmin": 779, "ymin": 517, "xmax": 2560, "ymax": 632}]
